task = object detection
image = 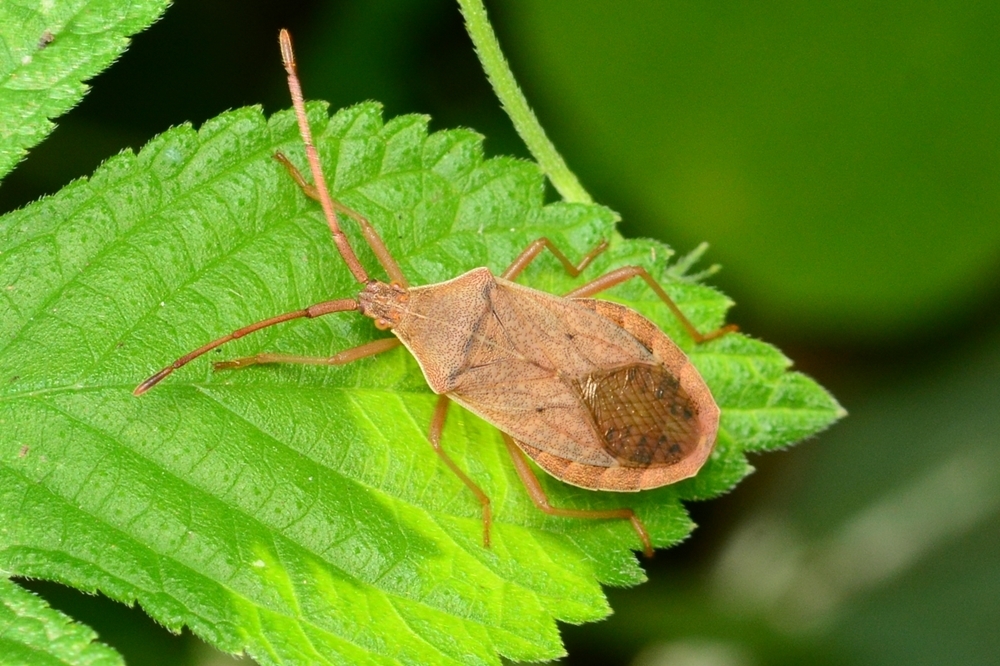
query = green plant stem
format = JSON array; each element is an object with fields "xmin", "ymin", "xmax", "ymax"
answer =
[{"xmin": 458, "ymin": 0, "xmax": 593, "ymax": 204}]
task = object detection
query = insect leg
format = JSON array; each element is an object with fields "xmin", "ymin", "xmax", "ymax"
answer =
[
  {"xmin": 501, "ymin": 238, "xmax": 609, "ymax": 281},
  {"xmin": 133, "ymin": 298, "xmax": 359, "ymax": 395},
  {"xmin": 213, "ymin": 337, "xmax": 401, "ymax": 371},
  {"xmin": 273, "ymin": 151, "xmax": 321, "ymax": 200},
  {"xmin": 274, "ymin": 152, "xmax": 409, "ymax": 287},
  {"xmin": 565, "ymin": 266, "xmax": 738, "ymax": 343},
  {"xmin": 501, "ymin": 433, "xmax": 654, "ymax": 558},
  {"xmin": 428, "ymin": 396, "xmax": 493, "ymax": 548}
]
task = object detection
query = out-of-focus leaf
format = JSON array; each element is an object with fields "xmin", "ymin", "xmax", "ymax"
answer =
[
  {"xmin": 505, "ymin": 0, "xmax": 1000, "ymax": 342},
  {"xmin": 0, "ymin": 576, "xmax": 122, "ymax": 665}
]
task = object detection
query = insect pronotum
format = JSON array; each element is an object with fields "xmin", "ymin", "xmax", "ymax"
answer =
[{"xmin": 134, "ymin": 29, "xmax": 737, "ymax": 558}]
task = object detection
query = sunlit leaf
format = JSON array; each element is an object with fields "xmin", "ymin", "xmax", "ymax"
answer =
[{"xmin": 0, "ymin": 101, "xmax": 843, "ymax": 664}]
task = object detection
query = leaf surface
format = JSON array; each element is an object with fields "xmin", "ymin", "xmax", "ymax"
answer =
[
  {"xmin": 0, "ymin": 102, "xmax": 844, "ymax": 664},
  {"xmin": 0, "ymin": 0, "xmax": 170, "ymax": 180},
  {"xmin": 0, "ymin": 577, "xmax": 123, "ymax": 665}
]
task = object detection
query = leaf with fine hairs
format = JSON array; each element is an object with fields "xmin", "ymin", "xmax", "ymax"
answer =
[
  {"xmin": 0, "ymin": 101, "xmax": 843, "ymax": 664},
  {"xmin": 0, "ymin": 0, "xmax": 171, "ymax": 179}
]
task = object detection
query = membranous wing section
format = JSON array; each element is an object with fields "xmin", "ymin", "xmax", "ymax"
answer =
[{"xmin": 574, "ymin": 363, "xmax": 699, "ymax": 468}]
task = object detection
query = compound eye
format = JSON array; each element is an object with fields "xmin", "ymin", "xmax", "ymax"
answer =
[{"xmin": 374, "ymin": 318, "xmax": 391, "ymax": 330}]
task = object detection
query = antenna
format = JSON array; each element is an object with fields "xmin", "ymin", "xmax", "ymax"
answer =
[{"xmin": 279, "ymin": 29, "xmax": 369, "ymax": 284}]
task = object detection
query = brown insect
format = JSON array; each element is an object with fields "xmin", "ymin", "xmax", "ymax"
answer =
[{"xmin": 134, "ymin": 29, "xmax": 736, "ymax": 557}]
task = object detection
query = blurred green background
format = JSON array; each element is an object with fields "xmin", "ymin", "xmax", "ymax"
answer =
[{"xmin": 5, "ymin": 1, "xmax": 999, "ymax": 664}]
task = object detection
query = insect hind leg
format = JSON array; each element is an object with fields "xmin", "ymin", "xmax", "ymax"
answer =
[
  {"xmin": 565, "ymin": 265, "xmax": 737, "ymax": 343},
  {"xmin": 501, "ymin": 433, "xmax": 654, "ymax": 558}
]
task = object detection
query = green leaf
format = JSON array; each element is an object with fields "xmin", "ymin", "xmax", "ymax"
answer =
[
  {"xmin": 0, "ymin": 576, "xmax": 123, "ymax": 665},
  {"xmin": 0, "ymin": 0, "xmax": 171, "ymax": 180},
  {"xmin": 0, "ymin": 102, "xmax": 843, "ymax": 664}
]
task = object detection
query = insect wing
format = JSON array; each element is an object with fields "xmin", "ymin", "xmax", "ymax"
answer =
[
  {"xmin": 577, "ymin": 362, "xmax": 701, "ymax": 467},
  {"xmin": 392, "ymin": 272, "xmax": 719, "ymax": 491}
]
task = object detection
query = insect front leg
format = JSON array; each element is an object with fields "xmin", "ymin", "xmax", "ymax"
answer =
[
  {"xmin": 500, "ymin": 433, "xmax": 654, "ymax": 558},
  {"xmin": 273, "ymin": 152, "xmax": 409, "ymax": 287},
  {"xmin": 134, "ymin": 298, "xmax": 360, "ymax": 395},
  {"xmin": 565, "ymin": 266, "xmax": 738, "ymax": 343},
  {"xmin": 428, "ymin": 396, "xmax": 493, "ymax": 548},
  {"xmin": 213, "ymin": 337, "xmax": 401, "ymax": 371}
]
